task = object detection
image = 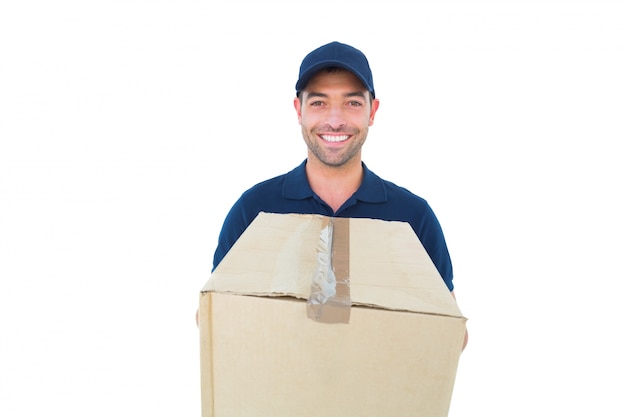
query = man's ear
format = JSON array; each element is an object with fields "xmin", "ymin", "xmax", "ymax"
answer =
[
  {"xmin": 293, "ymin": 97, "xmax": 303, "ymax": 124},
  {"xmin": 369, "ymin": 98, "xmax": 380, "ymax": 126}
]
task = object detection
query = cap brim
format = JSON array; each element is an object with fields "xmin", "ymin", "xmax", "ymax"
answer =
[{"xmin": 296, "ymin": 60, "xmax": 374, "ymax": 97}]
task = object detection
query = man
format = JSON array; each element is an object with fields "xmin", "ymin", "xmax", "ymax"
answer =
[{"xmin": 211, "ymin": 41, "xmax": 467, "ymax": 349}]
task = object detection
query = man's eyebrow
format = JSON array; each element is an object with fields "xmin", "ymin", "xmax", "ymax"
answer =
[
  {"xmin": 305, "ymin": 92, "xmax": 328, "ymax": 99},
  {"xmin": 344, "ymin": 91, "xmax": 367, "ymax": 99}
]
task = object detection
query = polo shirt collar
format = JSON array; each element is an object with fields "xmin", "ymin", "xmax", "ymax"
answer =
[{"xmin": 283, "ymin": 159, "xmax": 387, "ymax": 203}]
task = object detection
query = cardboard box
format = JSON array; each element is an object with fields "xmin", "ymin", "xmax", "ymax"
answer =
[{"xmin": 199, "ymin": 212, "xmax": 466, "ymax": 417}]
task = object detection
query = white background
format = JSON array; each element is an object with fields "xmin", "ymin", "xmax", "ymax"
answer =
[{"xmin": 1, "ymin": 1, "xmax": 625, "ymax": 416}]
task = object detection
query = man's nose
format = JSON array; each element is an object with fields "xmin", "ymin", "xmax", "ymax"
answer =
[{"xmin": 326, "ymin": 105, "xmax": 346, "ymax": 130}]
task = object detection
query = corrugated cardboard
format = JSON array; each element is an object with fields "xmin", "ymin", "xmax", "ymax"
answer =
[{"xmin": 199, "ymin": 212, "xmax": 466, "ymax": 417}]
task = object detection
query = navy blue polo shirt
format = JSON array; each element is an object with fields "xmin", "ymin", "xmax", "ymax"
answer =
[{"xmin": 212, "ymin": 160, "xmax": 454, "ymax": 291}]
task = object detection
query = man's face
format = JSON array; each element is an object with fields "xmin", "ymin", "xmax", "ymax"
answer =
[{"xmin": 294, "ymin": 69, "xmax": 380, "ymax": 168}]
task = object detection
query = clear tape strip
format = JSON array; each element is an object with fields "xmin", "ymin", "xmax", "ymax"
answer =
[{"xmin": 306, "ymin": 217, "xmax": 351, "ymax": 323}]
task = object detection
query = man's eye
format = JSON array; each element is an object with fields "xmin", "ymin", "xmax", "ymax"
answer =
[
  {"xmin": 348, "ymin": 101, "xmax": 363, "ymax": 106},
  {"xmin": 310, "ymin": 101, "xmax": 324, "ymax": 106}
]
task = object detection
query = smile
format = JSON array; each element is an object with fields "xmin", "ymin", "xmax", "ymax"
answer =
[{"xmin": 320, "ymin": 134, "xmax": 349, "ymax": 143}]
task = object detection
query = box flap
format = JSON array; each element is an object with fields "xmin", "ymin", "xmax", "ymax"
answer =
[{"xmin": 204, "ymin": 212, "xmax": 463, "ymax": 318}]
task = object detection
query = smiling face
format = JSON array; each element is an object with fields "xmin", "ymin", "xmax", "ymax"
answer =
[{"xmin": 294, "ymin": 68, "xmax": 380, "ymax": 169}]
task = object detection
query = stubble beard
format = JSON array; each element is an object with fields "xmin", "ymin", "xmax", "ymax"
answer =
[{"xmin": 302, "ymin": 126, "xmax": 367, "ymax": 168}]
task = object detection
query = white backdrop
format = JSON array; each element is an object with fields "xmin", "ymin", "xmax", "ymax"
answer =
[{"xmin": 1, "ymin": 1, "xmax": 625, "ymax": 416}]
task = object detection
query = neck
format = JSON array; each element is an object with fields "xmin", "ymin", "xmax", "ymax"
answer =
[{"xmin": 305, "ymin": 157, "xmax": 363, "ymax": 213}]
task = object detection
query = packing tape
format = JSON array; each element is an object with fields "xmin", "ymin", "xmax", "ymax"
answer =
[{"xmin": 306, "ymin": 217, "xmax": 351, "ymax": 323}]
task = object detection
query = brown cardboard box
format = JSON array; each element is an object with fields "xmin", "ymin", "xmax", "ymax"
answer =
[{"xmin": 199, "ymin": 212, "xmax": 466, "ymax": 417}]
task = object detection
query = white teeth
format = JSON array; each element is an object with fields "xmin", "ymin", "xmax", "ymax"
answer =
[{"xmin": 321, "ymin": 135, "xmax": 349, "ymax": 142}]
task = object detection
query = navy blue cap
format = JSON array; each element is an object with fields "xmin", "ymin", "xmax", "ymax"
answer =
[{"xmin": 295, "ymin": 41, "xmax": 375, "ymax": 98}]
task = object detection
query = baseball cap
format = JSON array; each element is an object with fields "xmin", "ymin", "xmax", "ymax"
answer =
[{"xmin": 295, "ymin": 41, "xmax": 375, "ymax": 98}]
